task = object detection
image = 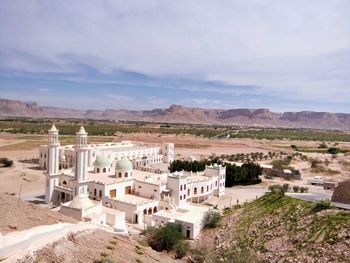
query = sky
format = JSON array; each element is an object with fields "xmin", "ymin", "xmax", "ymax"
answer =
[{"xmin": 0, "ymin": 0, "xmax": 350, "ymax": 112}]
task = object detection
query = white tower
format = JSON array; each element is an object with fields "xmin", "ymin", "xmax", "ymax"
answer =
[
  {"xmin": 45, "ymin": 124, "xmax": 60, "ymax": 203},
  {"xmin": 73, "ymin": 126, "xmax": 89, "ymax": 197}
]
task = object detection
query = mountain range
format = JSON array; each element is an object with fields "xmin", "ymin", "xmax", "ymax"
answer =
[{"xmin": 1, "ymin": 98, "xmax": 350, "ymax": 130}]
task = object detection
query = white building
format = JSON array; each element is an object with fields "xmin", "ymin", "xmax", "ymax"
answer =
[{"xmin": 44, "ymin": 125, "xmax": 225, "ymax": 239}]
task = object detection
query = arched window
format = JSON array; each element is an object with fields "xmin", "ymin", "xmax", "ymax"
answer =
[
  {"xmin": 125, "ymin": 172, "xmax": 128, "ymax": 178},
  {"xmin": 94, "ymin": 189, "xmax": 97, "ymax": 196},
  {"xmin": 180, "ymin": 185, "xmax": 183, "ymax": 191},
  {"xmin": 62, "ymin": 180, "xmax": 67, "ymax": 186},
  {"xmin": 103, "ymin": 168, "xmax": 106, "ymax": 173},
  {"xmin": 188, "ymin": 189, "xmax": 190, "ymax": 196},
  {"xmin": 184, "ymin": 184, "xmax": 186, "ymax": 190},
  {"xmin": 194, "ymin": 187, "xmax": 197, "ymax": 195},
  {"xmin": 215, "ymin": 181, "xmax": 218, "ymax": 187},
  {"xmin": 180, "ymin": 195, "xmax": 182, "ymax": 200},
  {"xmin": 153, "ymin": 207, "xmax": 157, "ymax": 213},
  {"xmin": 201, "ymin": 187, "xmax": 204, "ymax": 194},
  {"xmin": 148, "ymin": 208, "xmax": 152, "ymax": 215},
  {"xmin": 207, "ymin": 185, "xmax": 209, "ymax": 192},
  {"xmin": 143, "ymin": 209, "xmax": 147, "ymax": 215},
  {"xmin": 97, "ymin": 168, "xmax": 100, "ymax": 173},
  {"xmin": 99, "ymin": 190, "xmax": 102, "ymax": 198}
]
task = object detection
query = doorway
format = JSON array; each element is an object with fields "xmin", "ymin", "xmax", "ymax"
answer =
[{"xmin": 125, "ymin": 186, "xmax": 131, "ymax": 194}]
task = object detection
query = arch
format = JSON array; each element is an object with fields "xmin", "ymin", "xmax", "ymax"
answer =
[
  {"xmin": 62, "ymin": 180, "xmax": 67, "ymax": 185},
  {"xmin": 148, "ymin": 208, "xmax": 152, "ymax": 215},
  {"xmin": 201, "ymin": 187, "xmax": 204, "ymax": 194},
  {"xmin": 194, "ymin": 187, "xmax": 197, "ymax": 195},
  {"xmin": 103, "ymin": 168, "xmax": 106, "ymax": 173},
  {"xmin": 143, "ymin": 209, "xmax": 147, "ymax": 215},
  {"xmin": 153, "ymin": 207, "xmax": 157, "ymax": 213}
]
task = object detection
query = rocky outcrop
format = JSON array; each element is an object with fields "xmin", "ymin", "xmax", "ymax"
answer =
[
  {"xmin": 1, "ymin": 98, "xmax": 350, "ymax": 130},
  {"xmin": 332, "ymin": 180, "xmax": 350, "ymax": 205}
]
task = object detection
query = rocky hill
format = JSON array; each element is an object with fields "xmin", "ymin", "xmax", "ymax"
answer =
[
  {"xmin": 199, "ymin": 193, "xmax": 350, "ymax": 263},
  {"xmin": 1, "ymin": 98, "xmax": 350, "ymax": 130}
]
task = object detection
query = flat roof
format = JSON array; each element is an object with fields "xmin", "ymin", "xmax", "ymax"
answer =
[
  {"xmin": 132, "ymin": 169, "xmax": 168, "ymax": 186},
  {"xmin": 113, "ymin": 194, "xmax": 157, "ymax": 205},
  {"xmin": 154, "ymin": 203, "xmax": 210, "ymax": 224}
]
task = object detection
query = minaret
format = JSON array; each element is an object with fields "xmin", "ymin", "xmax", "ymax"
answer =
[
  {"xmin": 45, "ymin": 124, "xmax": 60, "ymax": 203},
  {"xmin": 73, "ymin": 126, "xmax": 89, "ymax": 197}
]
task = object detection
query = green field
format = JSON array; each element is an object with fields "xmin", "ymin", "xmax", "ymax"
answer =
[{"xmin": 1, "ymin": 118, "xmax": 350, "ymax": 142}]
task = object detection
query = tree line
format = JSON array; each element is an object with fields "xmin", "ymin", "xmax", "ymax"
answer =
[{"xmin": 169, "ymin": 159, "xmax": 262, "ymax": 186}]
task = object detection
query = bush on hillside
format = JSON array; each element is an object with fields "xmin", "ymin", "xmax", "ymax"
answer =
[
  {"xmin": 203, "ymin": 210, "xmax": 222, "ymax": 229},
  {"xmin": 312, "ymin": 200, "xmax": 332, "ymax": 213},
  {"xmin": 147, "ymin": 223, "xmax": 183, "ymax": 252}
]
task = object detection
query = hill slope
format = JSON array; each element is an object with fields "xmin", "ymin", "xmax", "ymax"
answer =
[
  {"xmin": 199, "ymin": 193, "xmax": 350, "ymax": 263},
  {"xmin": 1, "ymin": 98, "xmax": 350, "ymax": 129}
]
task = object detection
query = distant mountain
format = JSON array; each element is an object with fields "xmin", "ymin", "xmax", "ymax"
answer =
[{"xmin": 1, "ymin": 98, "xmax": 350, "ymax": 130}]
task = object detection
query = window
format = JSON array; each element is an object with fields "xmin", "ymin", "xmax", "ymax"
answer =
[
  {"xmin": 215, "ymin": 181, "xmax": 218, "ymax": 187},
  {"xmin": 94, "ymin": 189, "xmax": 97, "ymax": 196},
  {"xmin": 180, "ymin": 185, "xmax": 183, "ymax": 191},
  {"xmin": 118, "ymin": 172, "xmax": 122, "ymax": 178},
  {"xmin": 99, "ymin": 190, "xmax": 102, "ymax": 198},
  {"xmin": 96, "ymin": 168, "xmax": 100, "ymax": 173},
  {"xmin": 180, "ymin": 195, "xmax": 182, "ymax": 200},
  {"xmin": 194, "ymin": 187, "xmax": 197, "ymax": 194},
  {"xmin": 184, "ymin": 184, "xmax": 186, "ymax": 190},
  {"xmin": 103, "ymin": 168, "xmax": 106, "ymax": 173},
  {"xmin": 184, "ymin": 194, "xmax": 186, "ymax": 199},
  {"xmin": 201, "ymin": 187, "xmax": 204, "ymax": 194},
  {"xmin": 125, "ymin": 172, "xmax": 128, "ymax": 178},
  {"xmin": 188, "ymin": 189, "xmax": 190, "ymax": 196},
  {"xmin": 207, "ymin": 185, "xmax": 209, "ymax": 192}
]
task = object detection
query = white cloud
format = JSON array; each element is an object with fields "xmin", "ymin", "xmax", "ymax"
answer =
[{"xmin": 0, "ymin": 0, "xmax": 349, "ymax": 106}]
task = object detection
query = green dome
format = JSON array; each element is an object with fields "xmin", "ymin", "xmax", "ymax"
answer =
[
  {"xmin": 116, "ymin": 159, "xmax": 132, "ymax": 171},
  {"xmin": 94, "ymin": 156, "xmax": 111, "ymax": 167}
]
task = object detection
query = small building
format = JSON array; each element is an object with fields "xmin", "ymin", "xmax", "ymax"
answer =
[{"xmin": 331, "ymin": 180, "xmax": 350, "ymax": 205}]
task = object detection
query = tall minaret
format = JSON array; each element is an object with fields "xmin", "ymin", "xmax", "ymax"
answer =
[
  {"xmin": 45, "ymin": 124, "xmax": 60, "ymax": 203},
  {"xmin": 73, "ymin": 126, "xmax": 89, "ymax": 197}
]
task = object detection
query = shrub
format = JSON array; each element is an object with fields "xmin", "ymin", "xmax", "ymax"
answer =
[
  {"xmin": 312, "ymin": 200, "xmax": 332, "ymax": 212},
  {"xmin": 268, "ymin": 184, "xmax": 289, "ymax": 196},
  {"xmin": 300, "ymin": 187, "xmax": 308, "ymax": 193},
  {"xmin": 327, "ymin": 147, "xmax": 340, "ymax": 155},
  {"xmin": 292, "ymin": 185, "xmax": 300, "ymax": 193},
  {"xmin": 0, "ymin": 158, "xmax": 13, "ymax": 167},
  {"xmin": 202, "ymin": 210, "xmax": 222, "ymax": 228},
  {"xmin": 147, "ymin": 223, "xmax": 183, "ymax": 252},
  {"xmin": 174, "ymin": 240, "xmax": 189, "ymax": 259}
]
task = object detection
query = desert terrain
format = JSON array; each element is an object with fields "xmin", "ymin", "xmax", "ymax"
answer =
[{"xmin": 1, "ymin": 131, "xmax": 350, "ymax": 262}]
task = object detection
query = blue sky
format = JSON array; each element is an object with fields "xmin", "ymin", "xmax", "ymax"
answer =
[{"xmin": 0, "ymin": 1, "xmax": 350, "ymax": 112}]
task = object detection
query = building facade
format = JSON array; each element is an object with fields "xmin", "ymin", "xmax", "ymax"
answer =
[{"xmin": 43, "ymin": 125, "xmax": 225, "ymax": 239}]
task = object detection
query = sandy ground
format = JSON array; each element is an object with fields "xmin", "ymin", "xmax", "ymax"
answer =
[{"xmin": 0, "ymin": 193, "xmax": 77, "ymax": 234}]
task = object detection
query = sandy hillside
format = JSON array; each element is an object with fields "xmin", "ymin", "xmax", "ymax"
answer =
[
  {"xmin": 0, "ymin": 193, "xmax": 77, "ymax": 233},
  {"xmin": 23, "ymin": 229, "xmax": 182, "ymax": 263}
]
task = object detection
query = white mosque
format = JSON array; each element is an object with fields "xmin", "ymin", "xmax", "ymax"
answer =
[{"xmin": 43, "ymin": 124, "xmax": 226, "ymax": 239}]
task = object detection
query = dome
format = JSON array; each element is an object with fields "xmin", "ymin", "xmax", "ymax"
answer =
[
  {"xmin": 115, "ymin": 159, "xmax": 132, "ymax": 171},
  {"xmin": 94, "ymin": 156, "xmax": 111, "ymax": 167}
]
